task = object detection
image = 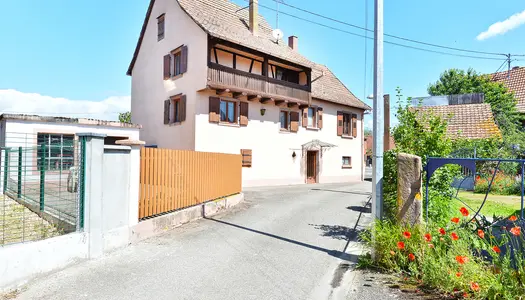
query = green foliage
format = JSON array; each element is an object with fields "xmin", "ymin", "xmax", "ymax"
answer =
[
  {"xmin": 385, "ymin": 87, "xmax": 456, "ymax": 224},
  {"xmin": 364, "ymin": 127, "xmax": 372, "ymax": 136},
  {"xmin": 361, "ymin": 209, "xmax": 525, "ymax": 299},
  {"xmin": 118, "ymin": 111, "xmax": 132, "ymax": 123}
]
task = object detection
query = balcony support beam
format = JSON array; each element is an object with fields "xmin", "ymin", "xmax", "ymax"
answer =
[
  {"xmin": 232, "ymin": 92, "xmax": 247, "ymax": 99},
  {"xmin": 216, "ymin": 88, "xmax": 230, "ymax": 95},
  {"xmin": 260, "ymin": 97, "xmax": 273, "ymax": 104},
  {"xmin": 274, "ymin": 100, "xmax": 287, "ymax": 106},
  {"xmin": 288, "ymin": 102, "xmax": 298, "ymax": 109},
  {"xmin": 299, "ymin": 104, "xmax": 309, "ymax": 109},
  {"xmin": 247, "ymin": 95, "xmax": 262, "ymax": 101}
]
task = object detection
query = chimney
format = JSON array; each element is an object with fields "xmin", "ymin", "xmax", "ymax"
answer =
[
  {"xmin": 249, "ymin": 0, "xmax": 258, "ymax": 36},
  {"xmin": 288, "ymin": 36, "xmax": 298, "ymax": 51},
  {"xmin": 513, "ymin": 66, "xmax": 520, "ymax": 70}
]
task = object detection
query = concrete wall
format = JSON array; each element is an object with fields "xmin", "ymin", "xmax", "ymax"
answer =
[
  {"xmin": 131, "ymin": 0, "xmax": 207, "ymax": 149},
  {"xmin": 0, "ymin": 133, "xmax": 141, "ymax": 291},
  {"xmin": 194, "ymin": 91, "xmax": 364, "ymax": 186}
]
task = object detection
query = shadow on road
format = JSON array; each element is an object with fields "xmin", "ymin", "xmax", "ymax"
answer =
[
  {"xmin": 310, "ymin": 188, "xmax": 371, "ymax": 196},
  {"xmin": 204, "ymin": 217, "xmax": 360, "ymax": 263}
]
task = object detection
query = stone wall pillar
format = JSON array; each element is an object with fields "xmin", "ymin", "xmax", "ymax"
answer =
[{"xmin": 397, "ymin": 153, "xmax": 423, "ymax": 226}]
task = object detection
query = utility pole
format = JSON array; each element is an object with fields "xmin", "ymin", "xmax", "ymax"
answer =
[
  {"xmin": 371, "ymin": 0, "xmax": 384, "ymax": 220},
  {"xmin": 507, "ymin": 54, "xmax": 511, "ymax": 79}
]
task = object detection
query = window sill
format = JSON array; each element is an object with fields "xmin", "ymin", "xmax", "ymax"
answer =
[
  {"xmin": 218, "ymin": 122, "xmax": 240, "ymax": 128},
  {"xmin": 306, "ymin": 126, "xmax": 320, "ymax": 131},
  {"xmin": 342, "ymin": 165, "xmax": 353, "ymax": 169},
  {"xmin": 168, "ymin": 122, "xmax": 182, "ymax": 127},
  {"xmin": 341, "ymin": 135, "xmax": 354, "ymax": 139},
  {"xmin": 170, "ymin": 73, "xmax": 183, "ymax": 80}
]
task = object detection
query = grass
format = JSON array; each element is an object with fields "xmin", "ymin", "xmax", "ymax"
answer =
[{"xmin": 454, "ymin": 191, "xmax": 521, "ymax": 218}]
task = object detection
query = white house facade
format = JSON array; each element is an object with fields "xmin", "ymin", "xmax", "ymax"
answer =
[{"xmin": 128, "ymin": 0, "xmax": 370, "ymax": 187}]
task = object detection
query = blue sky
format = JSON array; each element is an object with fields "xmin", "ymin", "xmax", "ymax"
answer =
[{"xmin": 0, "ymin": 0, "xmax": 524, "ymax": 124}]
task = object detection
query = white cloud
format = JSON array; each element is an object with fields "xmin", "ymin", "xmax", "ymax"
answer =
[
  {"xmin": 477, "ymin": 9, "xmax": 525, "ymax": 40},
  {"xmin": 0, "ymin": 89, "xmax": 130, "ymax": 121}
]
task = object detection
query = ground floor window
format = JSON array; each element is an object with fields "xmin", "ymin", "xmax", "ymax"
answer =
[
  {"xmin": 280, "ymin": 110, "xmax": 289, "ymax": 130},
  {"xmin": 342, "ymin": 156, "xmax": 352, "ymax": 168},
  {"xmin": 37, "ymin": 133, "xmax": 75, "ymax": 171}
]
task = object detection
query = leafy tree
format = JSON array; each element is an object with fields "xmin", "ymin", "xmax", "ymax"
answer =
[
  {"xmin": 427, "ymin": 68, "xmax": 521, "ymax": 140},
  {"xmin": 118, "ymin": 111, "xmax": 131, "ymax": 123},
  {"xmin": 364, "ymin": 127, "xmax": 372, "ymax": 136}
]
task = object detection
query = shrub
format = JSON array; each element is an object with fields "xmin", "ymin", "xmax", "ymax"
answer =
[
  {"xmin": 474, "ymin": 172, "xmax": 520, "ymax": 196},
  {"xmin": 361, "ymin": 207, "xmax": 525, "ymax": 299}
]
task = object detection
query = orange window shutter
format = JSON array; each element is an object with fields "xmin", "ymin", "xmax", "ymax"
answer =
[
  {"xmin": 163, "ymin": 54, "xmax": 171, "ymax": 79},
  {"xmin": 302, "ymin": 108, "xmax": 308, "ymax": 127},
  {"xmin": 337, "ymin": 112, "xmax": 343, "ymax": 136},
  {"xmin": 317, "ymin": 107, "xmax": 323, "ymax": 129},
  {"xmin": 209, "ymin": 97, "xmax": 220, "ymax": 123},
  {"xmin": 290, "ymin": 111, "xmax": 299, "ymax": 132},
  {"xmin": 352, "ymin": 113, "xmax": 358, "ymax": 137}
]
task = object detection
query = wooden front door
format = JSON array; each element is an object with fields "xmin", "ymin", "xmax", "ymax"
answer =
[{"xmin": 306, "ymin": 151, "xmax": 317, "ymax": 184}]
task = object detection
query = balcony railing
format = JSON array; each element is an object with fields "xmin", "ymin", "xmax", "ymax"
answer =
[{"xmin": 207, "ymin": 63, "xmax": 310, "ymax": 103}]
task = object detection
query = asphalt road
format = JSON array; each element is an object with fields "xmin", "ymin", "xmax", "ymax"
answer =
[{"xmin": 15, "ymin": 182, "xmax": 372, "ymax": 300}]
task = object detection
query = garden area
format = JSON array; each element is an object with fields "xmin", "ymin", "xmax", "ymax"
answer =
[{"xmin": 360, "ymin": 70, "xmax": 525, "ymax": 299}]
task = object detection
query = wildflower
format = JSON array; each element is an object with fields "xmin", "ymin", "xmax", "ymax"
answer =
[
  {"xmin": 477, "ymin": 229, "xmax": 485, "ymax": 239},
  {"xmin": 456, "ymin": 272, "xmax": 462, "ymax": 277},
  {"xmin": 509, "ymin": 215, "xmax": 518, "ymax": 222},
  {"xmin": 463, "ymin": 292, "xmax": 469, "ymax": 298},
  {"xmin": 492, "ymin": 246, "xmax": 501, "ymax": 254},
  {"xmin": 428, "ymin": 243, "xmax": 434, "ymax": 248},
  {"xmin": 424, "ymin": 233, "xmax": 432, "ymax": 242},
  {"xmin": 440, "ymin": 237, "xmax": 445, "ymax": 242},
  {"xmin": 510, "ymin": 226, "xmax": 521, "ymax": 236},
  {"xmin": 451, "ymin": 232, "xmax": 459, "ymax": 240},
  {"xmin": 408, "ymin": 253, "xmax": 415, "ymax": 261},
  {"xmin": 470, "ymin": 282, "xmax": 480, "ymax": 292},
  {"xmin": 439, "ymin": 228, "xmax": 446, "ymax": 235},
  {"xmin": 460, "ymin": 207, "xmax": 469, "ymax": 217},
  {"xmin": 451, "ymin": 217, "xmax": 460, "ymax": 224},
  {"xmin": 390, "ymin": 250, "xmax": 395, "ymax": 256},
  {"xmin": 397, "ymin": 241, "xmax": 405, "ymax": 250},
  {"xmin": 403, "ymin": 231, "xmax": 411, "ymax": 239},
  {"xmin": 456, "ymin": 255, "xmax": 468, "ymax": 264}
]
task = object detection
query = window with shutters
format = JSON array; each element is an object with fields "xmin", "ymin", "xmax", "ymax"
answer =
[
  {"xmin": 165, "ymin": 94, "xmax": 186, "ymax": 125},
  {"xmin": 342, "ymin": 156, "xmax": 352, "ymax": 168},
  {"xmin": 342, "ymin": 113, "xmax": 352, "ymax": 136},
  {"xmin": 307, "ymin": 107, "xmax": 317, "ymax": 127},
  {"xmin": 157, "ymin": 14, "xmax": 165, "ymax": 41},
  {"xmin": 172, "ymin": 50, "xmax": 182, "ymax": 76},
  {"xmin": 241, "ymin": 149, "xmax": 252, "ymax": 167},
  {"xmin": 220, "ymin": 100, "xmax": 238, "ymax": 123},
  {"xmin": 280, "ymin": 111, "xmax": 289, "ymax": 131}
]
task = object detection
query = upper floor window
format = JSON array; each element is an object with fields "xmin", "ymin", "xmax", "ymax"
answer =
[
  {"xmin": 220, "ymin": 100, "xmax": 237, "ymax": 123},
  {"xmin": 307, "ymin": 107, "xmax": 316, "ymax": 127},
  {"xmin": 163, "ymin": 45, "xmax": 188, "ymax": 79},
  {"xmin": 157, "ymin": 14, "xmax": 165, "ymax": 41},
  {"xmin": 280, "ymin": 111, "xmax": 289, "ymax": 130},
  {"xmin": 164, "ymin": 94, "xmax": 186, "ymax": 125},
  {"xmin": 172, "ymin": 49, "xmax": 182, "ymax": 76},
  {"xmin": 337, "ymin": 111, "xmax": 357, "ymax": 137},
  {"xmin": 302, "ymin": 107, "xmax": 323, "ymax": 129},
  {"xmin": 342, "ymin": 113, "xmax": 351, "ymax": 136}
]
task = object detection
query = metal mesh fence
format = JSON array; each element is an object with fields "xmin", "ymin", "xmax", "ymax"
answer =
[{"xmin": 0, "ymin": 132, "xmax": 83, "ymax": 246}]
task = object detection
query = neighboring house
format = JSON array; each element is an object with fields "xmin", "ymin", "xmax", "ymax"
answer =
[
  {"xmin": 127, "ymin": 0, "xmax": 371, "ymax": 186},
  {"xmin": 491, "ymin": 66, "xmax": 525, "ymax": 113},
  {"xmin": 363, "ymin": 135, "xmax": 394, "ymax": 166},
  {"xmin": 415, "ymin": 103, "xmax": 501, "ymax": 139}
]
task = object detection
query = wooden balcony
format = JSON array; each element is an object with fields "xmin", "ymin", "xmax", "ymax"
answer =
[{"xmin": 207, "ymin": 63, "xmax": 311, "ymax": 104}]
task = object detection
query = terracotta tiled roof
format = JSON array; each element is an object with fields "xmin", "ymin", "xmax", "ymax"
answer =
[
  {"xmin": 127, "ymin": 0, "xmax": 370, "ymax": 110},
  {"xmin": 491, "ymin": 66, "xmax": 525, "ymax": 112},
  {"xmin": 415, "ymin": 103, "xmax": 501, "ymax": 139}
]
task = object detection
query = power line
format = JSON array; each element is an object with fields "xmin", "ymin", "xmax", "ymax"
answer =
[{"xmin": 262, "ymin": 0, "xmax": 525, "ymax": 58}]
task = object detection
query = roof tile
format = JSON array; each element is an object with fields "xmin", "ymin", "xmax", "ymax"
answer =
[{"xmin": 491, "ymin": 66, "xmax": 525, "ymax": 112}]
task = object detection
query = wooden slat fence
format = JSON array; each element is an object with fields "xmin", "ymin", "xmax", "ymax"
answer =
[{"xmin": 139, "ymin": 148, "xmax": 242, "ymax": 220}]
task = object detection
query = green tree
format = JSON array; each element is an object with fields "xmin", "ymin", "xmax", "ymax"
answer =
[
  {"xmin": 118, "ymin": 111, "xmax": 131, "ymax": 123},
  {"xmin": 364, "ymin": 127, "xmax": 372, "ymax": 136},
  {"xmin": 427, "ymin": 68, "xmax": 520, "ymax": 138}
]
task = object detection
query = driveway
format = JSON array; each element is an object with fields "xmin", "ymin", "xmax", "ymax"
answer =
[{"xmin": 14, "ymin": 182, "xmax": 372, "ymax": 300}]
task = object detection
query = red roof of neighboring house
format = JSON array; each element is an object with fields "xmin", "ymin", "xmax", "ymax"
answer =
[
  {"xmin": 364, "ymin": 135, "xmax": 395, "ymax": 153},
  {"xmin": 491, "ymin": 66, "xmax": 525, "ymax": 112}
]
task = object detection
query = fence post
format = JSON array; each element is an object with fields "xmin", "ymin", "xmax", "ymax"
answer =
[
  {"xmin": 3, "ymin": 149, "xmax": 8, "ymax": 194},
  {"xmin": 79, "ymin": 136, "xmax": 86, "ymax": 229},
  {"xmin": 39, "ymin": 144, "xmax": 46, "ymax": 211},
  {"xmin": 17, "ymin": 147, "xmax": 22, "ymax": 199}
]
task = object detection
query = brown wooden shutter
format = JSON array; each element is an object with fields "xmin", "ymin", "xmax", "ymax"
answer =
[
  {"xmin": 317, "ymin": 107, "xmax": 323, "ymax": 129},
  {"xmin": 209, "ymin": 97, "xmax": 220, "ymax": 123},
  {"xmin": 241, "ymin": 149, "xmax": 252, "ymax": 167},
  {"xmin": 352, "ymin": 113, "xmax": 358, "ymax": 137},
  {"xmin": 302, "ymin": 108, "xmax": 308, "ymax": 127},
  {"xmin": 179, "ymin": 95, "xmax": 187, "ymax": 122},
  {"xmin": 180, "ymin": 45, "xmax": 188, "ymax": 74},
  {"xmin": 163, "ymin": 54, "xmax": 171, "ymax": 79},
  {"xmin": 239, "ymin": 102, "xmax": 249, "ymax": 126},
  {"xmin": 290, "ymin": 111, "xmax": 299, "ymax": 132},
  {"xmin": 164, "ymin": 99, "xmax": 170, "ymax": 124},
  {"xmin": 337, "ymin": 112, "xmax": 343, "ymax": 136}
]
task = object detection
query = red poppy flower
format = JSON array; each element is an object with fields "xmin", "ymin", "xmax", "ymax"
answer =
[
  {"xmin": 439, "ymin": 228, "xmax": 446, "ymax": 235},
  {"xmin": 509, "ymin": 215, "xmax": 518, "ymax": 222},
  {"xmin": 470, "ymin": 282, "xmax": 480, "ymax": 292},
  {"xmin": 424, "ymin": 233, "xmax": 432, "ymax": 242},
  {"xmin": 408, "ymin": 253, "xmax": 415, "ymax": 261},
  {"xmin": 477, "ymin": 229, "xmax": 485, "ymax": 239},
  {"xmin": 397, "ymin": 241, "xmax": 405, "ymax": 250},
  {"xmin": 451, "ymin": 232, "xmax": 459, "ymax": 240},
  {"xmin": 451, "ymin": 217, "xmax": 460, "ymax": 224},
  {"xmin": 456, "ymin": 272, "xmax": 462, "ymax": 277},
  {"xmin": 510, "ymin": 226, "xmax": 521, "ymax": 236},
  {"xmin": 492, "ymin": 246, "xmax": 501, "ymax": 254},
  {"xmin": 460, "ymin": 207, "xmax": 469, "ymax": 217},
  {"xmin": 456, "ymin": 255, "xmax": 469, "ymax": 264},
  {"xmin": 463, "ymin": 292, "xmax": 469, "ymax": 298},
  {"xmin": 403, "ymin": 231, "xmax": 411, "ymax": 239}
]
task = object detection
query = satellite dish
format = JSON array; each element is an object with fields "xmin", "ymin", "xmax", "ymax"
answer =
[{"xmin": 272, "ymin": 29, "xmax": 283, "ymax": 41}]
